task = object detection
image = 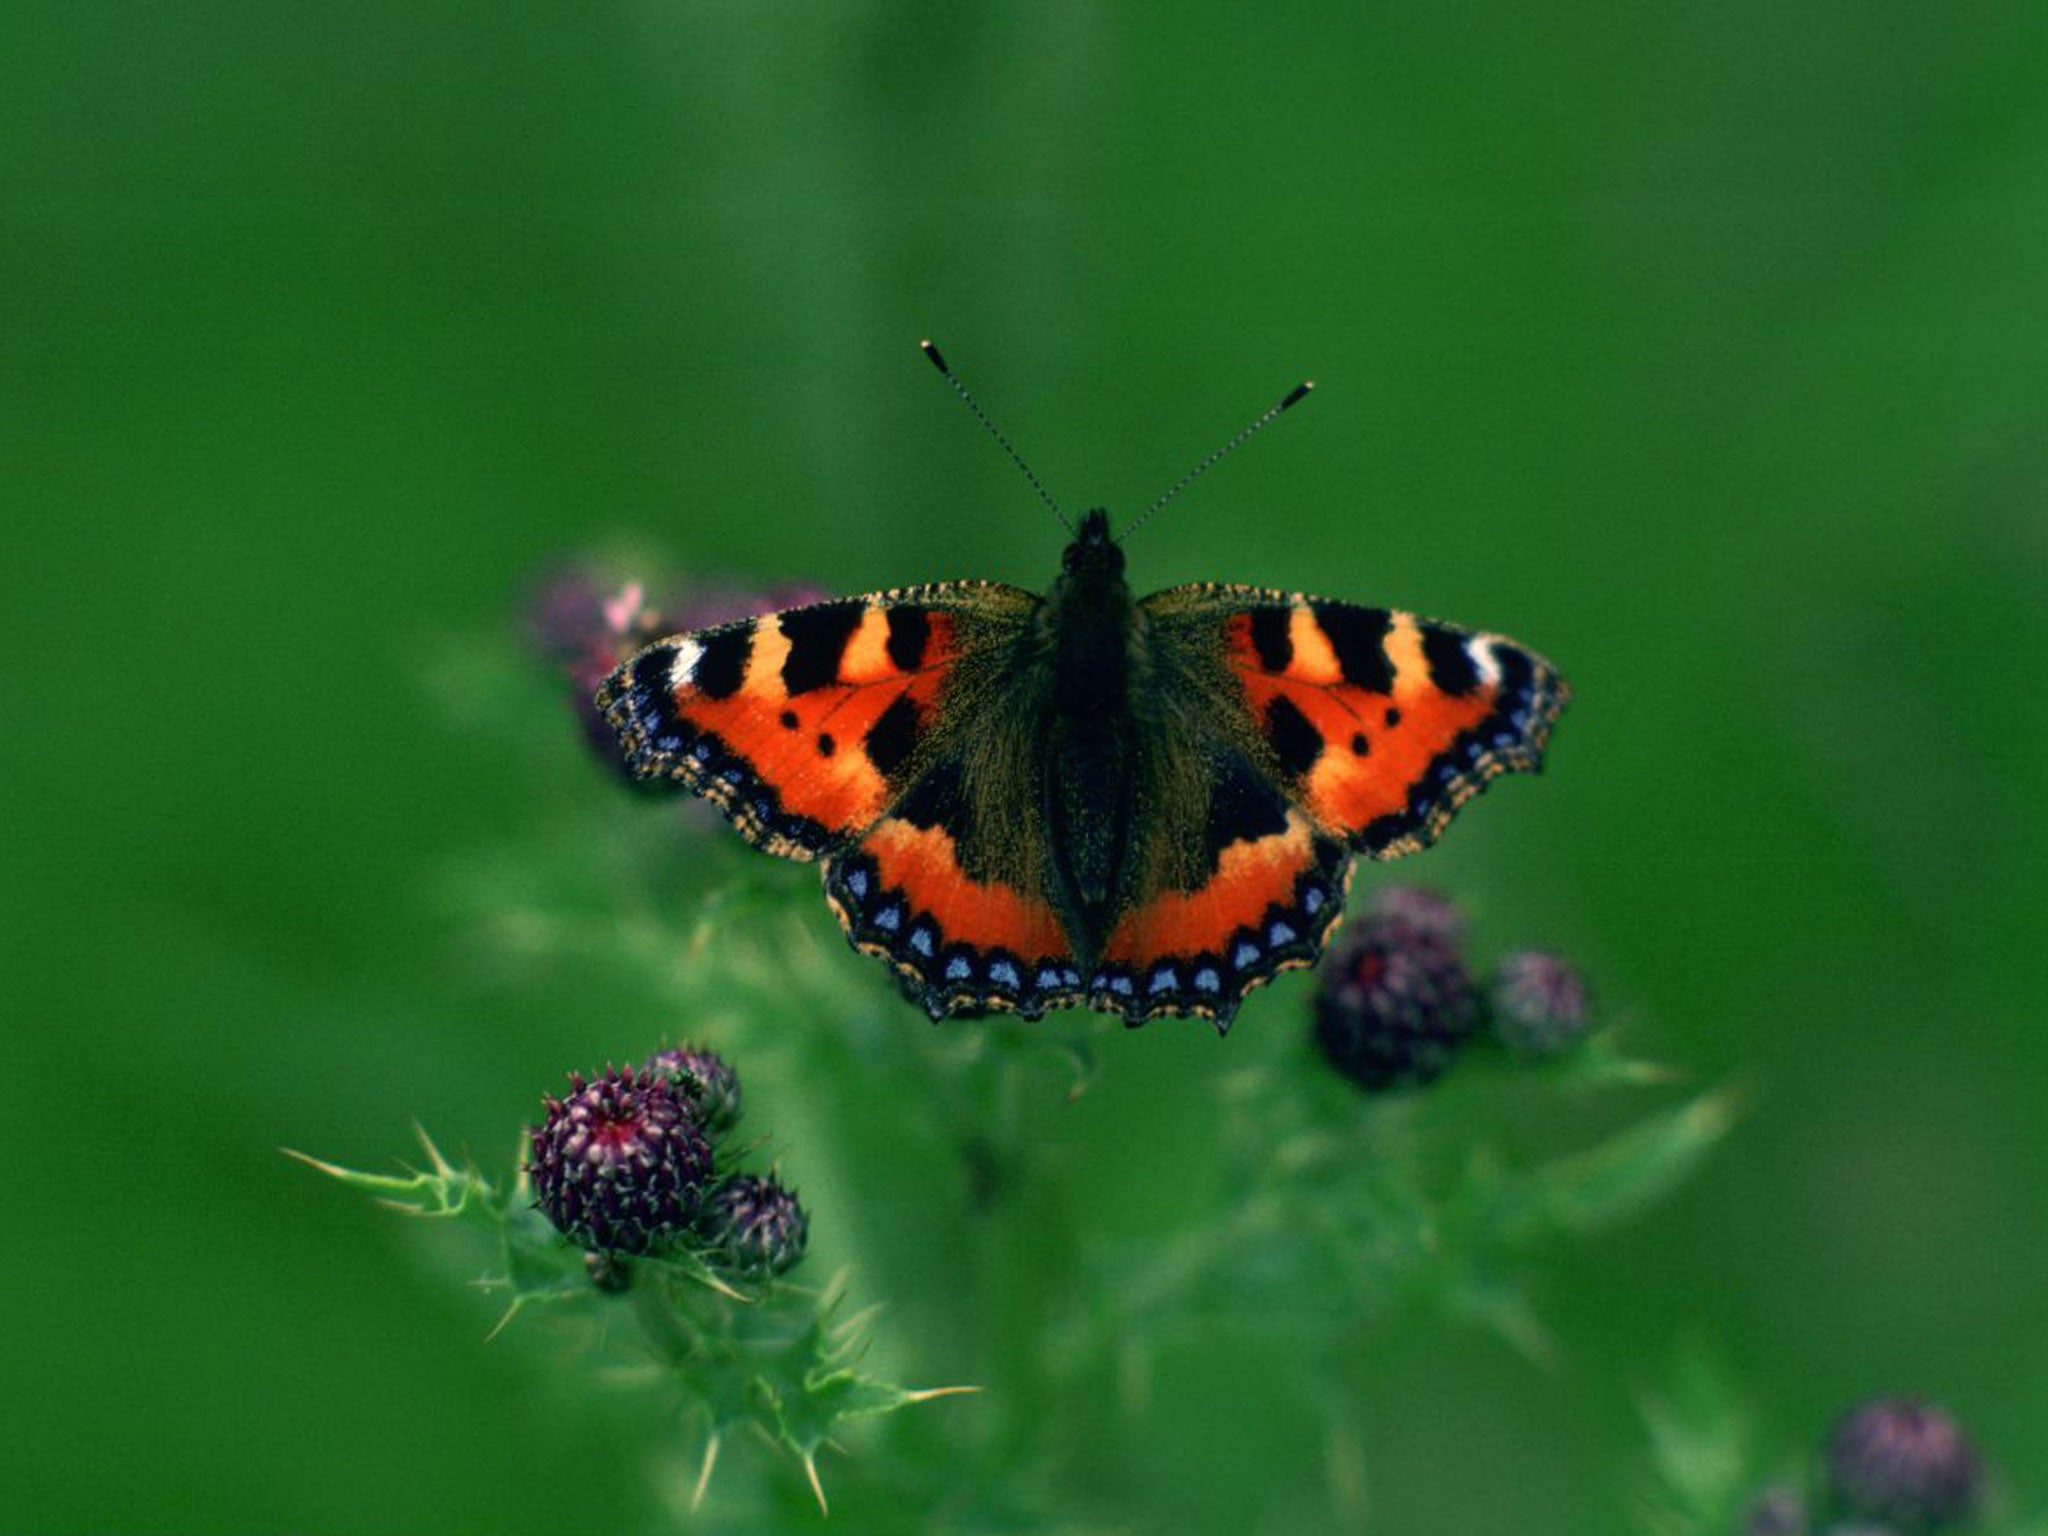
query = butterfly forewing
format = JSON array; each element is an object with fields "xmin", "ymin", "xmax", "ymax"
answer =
[
  {"xmin": 1140, "ymin": 583, "xmax": 1569, "ymax": 859},
  {"xmin": 595, "ymin": 583, "xmax": 1036, "ymax": 860}
]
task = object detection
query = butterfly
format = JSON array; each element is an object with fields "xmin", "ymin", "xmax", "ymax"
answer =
[{"xmin": 596, "ymin": 346, "xmax": 1568, "ymax": 1031}]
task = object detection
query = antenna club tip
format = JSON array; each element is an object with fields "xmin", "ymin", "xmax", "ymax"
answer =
[
  {"xmin": 1281, "ymin": 380, "xmax": 1315, "ymax": 410},
  {"xmin": 920, "ymin": 339, "xmax": 950, "ymax": 374}
]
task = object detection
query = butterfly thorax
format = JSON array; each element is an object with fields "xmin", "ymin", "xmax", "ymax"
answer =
[
  {"xmin": 1045, "ymin": 509, "xmax": 1133, "ymax": 715},
  {"xmin": 1038, "ymin": 508, "xmax": 1140, "ymax": 961}
]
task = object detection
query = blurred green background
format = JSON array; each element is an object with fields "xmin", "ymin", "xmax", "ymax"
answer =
[{"xmin": 6, "ymin": 3, "xmax": 2046, "ymax": 1531}]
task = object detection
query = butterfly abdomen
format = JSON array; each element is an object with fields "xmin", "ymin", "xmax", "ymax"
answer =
[{"xmin": 1036, "ymin": 511, "xmax": 1145, "ymax": 958}]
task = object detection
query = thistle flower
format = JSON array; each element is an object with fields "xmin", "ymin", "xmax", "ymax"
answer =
[
  {"xmin": 528, "ymin": 1068, "xmax": 713, "ymax": 1255},
  {"xmin": 1488, "ymin": 950, "xmax": 1592, "ymax": 1055},
  {"xmin": 1826, "ymin": 1398, "xmax": 1982, "ymax": 1532},
  {"xmin": 643, "ymin": 1043, "xmax": 743, "ymax": 1137},
  {"xmin": 699, "ymin": 1173, "xmax": 810, "ymax": 1280},
  {"xmin": 1313, "ymin": 908, "xmax": 1481, "ymax": 1091}
]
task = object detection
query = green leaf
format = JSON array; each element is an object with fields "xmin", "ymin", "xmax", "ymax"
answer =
[
  {"xmin": 1637, "ymin": 1346, "xmax": 1758, "ymax": 1532},
  {"xmin": 283, "ymin": 1126, "xmax": 500, "ymax": 1226},
  {"xmin": 1494, "ymin": 1091, "xmax": 1737, "ymax": 1243}
]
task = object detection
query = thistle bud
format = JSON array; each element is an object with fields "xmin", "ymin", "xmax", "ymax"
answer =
[
  {"xmin": 1826, "ymin": 1398, "xmax": 1982, "ymax": 1532},
  {"xmin": 699, "ymin": 1174, "xmax": 810, "ymax": 1279},
  {"xmin": 643, "ymin": 1044, "xmax": 743, "ymax": 1137},
  {"xmin": 1488, "ymin": 950, "xmax": 1592, "ymax": 1055}
]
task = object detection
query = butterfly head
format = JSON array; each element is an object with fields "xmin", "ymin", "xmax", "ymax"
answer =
[{"xmin": 1060, "ymin": 508, "xmax": 1125, "ymax": 580}]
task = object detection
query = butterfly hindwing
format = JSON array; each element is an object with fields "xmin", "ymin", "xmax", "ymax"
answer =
[
  {"xmin": 1143, "ymin": 583, "xmax": 1570, "ymax": 859},
  {"xmin": 823, "ymin": 778, "xmax": 1087, "ymax": 1022},
  {"xmin": 1088, "ymin": 743, "xmax": 1354, "ymax": 1026},
  {"xmin": 596, "ymin": 582, "xmax": 1036, "ymax": 860}
]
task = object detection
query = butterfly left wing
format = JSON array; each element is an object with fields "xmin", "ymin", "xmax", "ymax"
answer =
[
  {"xmin": 1088, "ymin": 584, "xmax": 1569, "ymax": 1030},
  {"xmin": 595, "ymin": 583, "xmax": 1036, "ymax": 861},
  {"xmin": 598, "ymin": 583, "xmax": 1093, "ymax": 1016}
]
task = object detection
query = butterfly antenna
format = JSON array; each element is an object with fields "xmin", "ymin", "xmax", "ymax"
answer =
[
  {"xmin": 1120, "ymin": 378, "xmax": 1314, "ymax": 543},
  {"xmin": 921, "ymin": 339, "xmax": 1071, "ymax": 534}
]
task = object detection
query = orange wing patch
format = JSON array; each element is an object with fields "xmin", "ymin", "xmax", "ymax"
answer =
[
  {"xmin": 824, "ymin": 815, "xmax": 1084, "ymax": 1020},
  {"xmin": 1091, "ymin": 811, "xmax": 1353, "ymax": 1027},
  {"xmin": 1223, "ymin": 600, "xmax": 1568, "ymax": 859},
  {"xmin": 677, "ymin": 610, "xmax": 958, "ymax": 839},
  {"xmin": 596, "ymin": 598, "xmax": 967, "ymax": 860}
]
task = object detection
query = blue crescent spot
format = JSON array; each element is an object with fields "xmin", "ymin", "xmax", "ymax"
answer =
[
  {"xmin": 691, "ymin": 743, "xmax": 713, "ymax": 762},
  {"xmin": 1194, "ymin": 967, "xmax": 1222, "ymax": 992},
  {"xmin": 1233, "ymin": 941, "xmax": 1260, "ymax": 969},
  {"xmin": 1110, "ymin": 975, "xmax": 1135, "ymax": 997},
  {"xmin": 845, "ymin": 868, "xmax": 869, "ymax": 899},
  {"xmin": 909, "ymin": 926, "xmax": 935, "ymax": 957},
  {"xmin": 874, "ymin": 904, "xmax": 901, "ymax": 932},
  {"xmin": 1269, "ymin": 920, "xmax": 1298, "ymax": 945},
  {"xmin": 1302, "ymin": 886, "xmax": 1324, "ymax": 914},
  {"xmin": 1147, "ymin": 968, "xmax": 1177, "ymax": 995},
  {"xmin": 944, "ymin": 956, "xmax": 971, "ymax": 981},
  {"xmin": 989, "ymin": 960, "xmax": 1021, "ymax": 988},
  {"xmin": 1036, "ymin": 966, "xmax": 1063, "ymax": 989}
]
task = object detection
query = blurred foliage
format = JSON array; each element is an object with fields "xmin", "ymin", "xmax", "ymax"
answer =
[
  {"xmin": 6, "ymin": 0, "xmax": 2047, "ymax": 1530},
  {"xmin": 291, "ymin": 759, "xmax": 1725, "ymax": 1522}
]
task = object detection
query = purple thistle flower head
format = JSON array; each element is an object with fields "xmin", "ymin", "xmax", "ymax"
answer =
[
  {"xmin": 643, "ymin": 1043, "xmax": 743, "ymax": 1137},
  {"xmin": 1314, "ymin": 906, "xmax": 1480, "ymax": 1092},
  {"xmin": 1826, "ymin": 1397, "xmax": 1983, "ymax": 1532},
  {"xmin": 527, "ymin": 1067, "xmax": 713, "ymax": 1255},
  {"xmin": 699, "ymin": 1174, "xmax": 810, "ymax": 1280},
  {"xmin": 1489, "ymin": 950, "xmax": 1593, "ymax": 1055}
]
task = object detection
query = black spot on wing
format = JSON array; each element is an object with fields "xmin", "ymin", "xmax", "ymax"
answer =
[
  {"xmin": 1421, "ymin": 625, "xmax": 1481, "ymax": 697},
  {"xmin": 631, "ymin": 648, "xmax": 677, "ymax": 697},
  {"xmin": 885, "ymin": 607, "xmax": 930, "ymax": 671},
  {"xmin": 893, "ymin": 756, "xmax": 967, "ymax": 835},
  {"xmin": 865, "ymin": 693, "xmax": 923, "ymax": 778},
  {"xmin": 1310, "ymin": 603, "xmax": 1395, "ymax": 692},
  {"xmin": 1247, "ymin": 607, "xmax": 1293, "ymax": 671},
  {"xmin": 1264, "ymin": 694, "xmax": 1324, "ymax": 778},
  {"xmin": 779, "ymin": 603, "xmax": 864, "ymax": 694},
  {"xmin": 1202, "ymin": 753, "xmax": 1290, "ymax": 865},
  {"xmin": 1492, "ymin": 641, "xmax": 1534, "ymax": 711},
  {"xmin": 693, "ymin": 626, "xmax": 752, "ymax": 700}
]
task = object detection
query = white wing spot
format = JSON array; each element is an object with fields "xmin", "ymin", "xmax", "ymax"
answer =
[{"xmin": 668, "ymin": 639, "xmax": 704, "ymax": 691}]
